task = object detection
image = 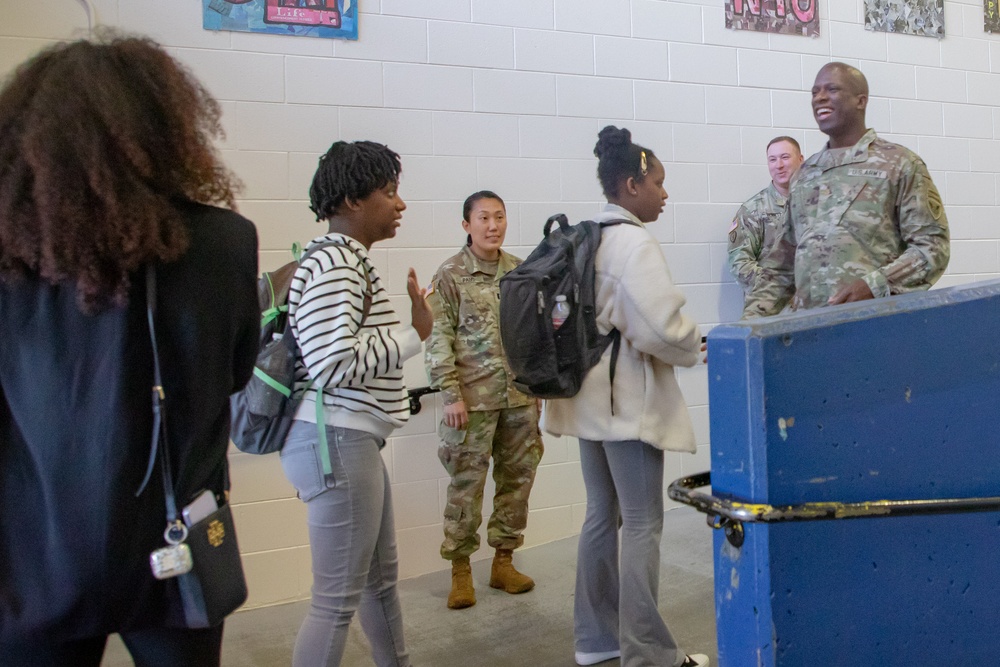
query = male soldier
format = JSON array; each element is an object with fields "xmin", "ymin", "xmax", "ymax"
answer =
[
  {"xmin": 727, "ymin": 136, "xmax": 805, "ymax": 304},
  {"xmin": 425, "ymin": 191, "xmax": 543, "ymax": 610},
  {"xmin": 744, "ymin": 63, "xmax": 949, "ymax": 317}
]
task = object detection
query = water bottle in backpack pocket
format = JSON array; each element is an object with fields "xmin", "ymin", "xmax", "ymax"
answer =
[
  {"xmin": 551, "ymin": 289, "xmax": 583, "ymax": 371},
  {"xmin": 551, "ymin": 295, "xmax": 570, "ymax": 329}
]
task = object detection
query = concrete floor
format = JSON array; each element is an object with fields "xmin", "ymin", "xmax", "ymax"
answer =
[{"xmin": 102, "ymin": 508, "xmax": 717, "ymax": 666}]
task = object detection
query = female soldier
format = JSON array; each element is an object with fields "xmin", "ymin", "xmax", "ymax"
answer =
[{"xmin": 425, "ymin": 191, "xmax": 544, "ymax": 610}]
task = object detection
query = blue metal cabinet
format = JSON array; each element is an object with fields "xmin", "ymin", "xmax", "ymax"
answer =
[{"xmin": 706, "ymin": 282, "xmax": 1000, "ymax": 666}]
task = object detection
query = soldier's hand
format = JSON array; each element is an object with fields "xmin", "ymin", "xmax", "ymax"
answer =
[
  {"xmin": 444, "ymin": 401, "xmax": 468, "ymax": 430},
  {"xmin": 828, "ymin": 279, "xmax": 874, "ymax": 305},
  {"xmin": 407, "ymin": 268, "xmax": 433, "ymax": 340}
]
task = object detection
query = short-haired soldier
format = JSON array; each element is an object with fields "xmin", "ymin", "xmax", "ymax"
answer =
[{"xmin": 727, "ymin": 136, "xmax": 804, "ymax": 307}]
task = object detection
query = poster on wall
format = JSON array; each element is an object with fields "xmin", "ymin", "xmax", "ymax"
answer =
[
  {"xmin": 726, "ymin": 0, "xmax": 820, "ymax": 36},
  {"xmin": 864, "ymin": 0, "xmax": 944, "ymax": 38},
  {"xmin": 987, "ymin": 0, "xmax": 1000, "ymax": 32},
  {"xmin": 203, "ymin": 0, "xmax": 359, "ymax": 40}
]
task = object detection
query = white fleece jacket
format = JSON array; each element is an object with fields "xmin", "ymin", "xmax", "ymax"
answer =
[{"xmin": 541, "ymin": 204, "xmax": 701, "ymax": 452}]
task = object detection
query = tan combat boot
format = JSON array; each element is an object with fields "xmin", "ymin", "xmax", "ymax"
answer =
[
  {"xmin": 447, "ymin": 557, "xmax": 476, "ymax": 609},
  {"xmin": 489, "ymin": 548, "xmax": 535, "ymax": 594}
]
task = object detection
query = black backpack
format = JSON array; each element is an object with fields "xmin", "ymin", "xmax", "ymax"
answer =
[
  {"xmin": 230, "ymin": 240, "xmax": 371, "ymax": 455},
  {"xmin": 499, "ymin": 213, "xmax": 622, "ymax": 405}
]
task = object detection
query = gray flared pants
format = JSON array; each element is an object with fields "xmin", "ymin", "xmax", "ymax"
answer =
[{"xmin": 575, "ymin": 438, "xmax": 684, "ymax": 667}]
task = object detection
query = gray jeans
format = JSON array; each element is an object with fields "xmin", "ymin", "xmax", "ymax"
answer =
[
  {"xmin": 280, "ymin": 420, "xmax": 410, "ymax": 667},
  {"xmin": 575, "ymin": 439, "xmax": 683, "ymax": 667}
]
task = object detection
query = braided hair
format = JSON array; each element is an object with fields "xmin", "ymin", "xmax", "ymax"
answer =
[
  {"xmin": 593, "ymin": 126, "xmax": 656, "ymax": 199},
  {"xmin": 309, "ymin": 141, "xmax": 402, "ymax": 221}
]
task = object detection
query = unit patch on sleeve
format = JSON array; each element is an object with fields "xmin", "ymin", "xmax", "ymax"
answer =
[{"xmin": 928, "ymin": 188, "xmax": 944, "ymax": 221}]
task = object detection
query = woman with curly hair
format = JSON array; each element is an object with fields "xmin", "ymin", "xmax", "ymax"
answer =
[{"xmin": 0, "ymin": 34, "xmax": 259, "ymax": 666}]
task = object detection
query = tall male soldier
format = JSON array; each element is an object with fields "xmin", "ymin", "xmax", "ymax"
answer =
[
  {"xmin": 743, "ymin": 63, "xmax": 949, "ymax": 317},
  {"xmin": 727, "ymin": 136, "xmax": 804, "ymax": 305}
]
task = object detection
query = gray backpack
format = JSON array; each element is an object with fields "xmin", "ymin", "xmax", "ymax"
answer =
[{"xmin": 230, "ymin": 241, "xmax": 371, "ymax": 455}]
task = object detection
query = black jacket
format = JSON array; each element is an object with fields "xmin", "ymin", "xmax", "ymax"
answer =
[{"xmin": 0, "ymin": 201, "xmax": 259, "ymax": 640}]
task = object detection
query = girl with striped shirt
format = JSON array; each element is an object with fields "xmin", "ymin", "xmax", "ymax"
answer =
[{"xmin": 280, "ymin": 140, "xmax": 432, "ymax": 667}]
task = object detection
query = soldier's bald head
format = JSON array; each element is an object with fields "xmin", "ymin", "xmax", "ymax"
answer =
[
  {"xmin": 818, "ymin": 62, "xmax": 869, "ymax": 97},
  {"xmin": 811, "ymin": 62, "xmax": 870, "ymax": 147}
]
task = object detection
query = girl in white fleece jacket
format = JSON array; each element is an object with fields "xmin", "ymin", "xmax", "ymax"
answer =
[{"xmin": 542, "ymin": 127, "xmax": 709, "ymax": 667}]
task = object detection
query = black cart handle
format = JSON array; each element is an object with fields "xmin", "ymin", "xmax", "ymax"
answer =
[{"xmin": 407, "ymin": 386, "xmax": 440, "ymax": 415}]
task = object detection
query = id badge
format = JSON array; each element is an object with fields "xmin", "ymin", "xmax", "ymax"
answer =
[
  {"xmin": 150, "ymin": 519, "xmax": 192, "ymax": 579},
  {"xmin": 150, "ymin": 543, "xmax": 193, "ymax": 580}
]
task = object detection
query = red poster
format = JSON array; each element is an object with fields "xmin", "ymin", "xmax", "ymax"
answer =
[{"xmin": 726, "ymin": 0, "xmax": 820, "ymax": 36}]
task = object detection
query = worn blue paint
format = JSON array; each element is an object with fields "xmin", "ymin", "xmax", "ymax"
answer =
[{"xmin": 707, "ymin": 281, "xmax": 1000, "ymax": 666}]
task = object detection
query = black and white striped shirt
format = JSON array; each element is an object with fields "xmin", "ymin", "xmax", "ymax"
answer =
[{"xmin": 288, "ymin": 233, "xmax": 422, "ymax": 437}]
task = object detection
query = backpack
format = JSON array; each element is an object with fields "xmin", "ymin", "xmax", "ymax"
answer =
[
  {"xmin": 230, "ymin": 240, "xmax": 371, "ymax": 456},
  {"xmin": 499, "ymin": 213, "xmax": 623, "ymax": 405}
]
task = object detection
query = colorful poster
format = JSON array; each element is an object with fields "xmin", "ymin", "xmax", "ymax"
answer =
[
  {"xmin": 203, "ymin": 0, "xmax": 358, "ymax": 40},
  {"xmin": 864, "ymin": 0, "xmax": 944, "ymax": 38},
  {"xmin": 987, "ymin": 0, "xmax": 1000, "ymax": 33},
  {"xmin": 726, "ymin": 0, "xmax": 820, "ymax": 37}
]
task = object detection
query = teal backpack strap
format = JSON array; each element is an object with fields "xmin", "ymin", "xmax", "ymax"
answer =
[
  {"xmin": 265, "ymin": 272, "xmax": 277, "ymax": 307},
  {"xmin": 259, "ymin": 243, "xmax": 303, "ymax": 329},
  {"xmin": 260, "ymin": 273, "xmax": 286, "ymax": 329},
  {"xmin": 252, "ymin": 366, "xmax": 293, "ymax": 398},
  {"xmin": 316, "ymin": 391, "xmax": 332, "ymax": 475}
]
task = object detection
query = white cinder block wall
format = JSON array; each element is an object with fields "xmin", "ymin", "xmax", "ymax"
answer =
[{"xmin": 4, "ymin": 0, "xmax": 999, "ymax": 609}]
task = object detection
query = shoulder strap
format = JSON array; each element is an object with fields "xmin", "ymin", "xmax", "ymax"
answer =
[
  {"xmin": 136, "ymin": 265, "xmax": 188, "ymax": 549},
  {"xmin": 598, "ymin": 219, "xmax": 632, "ymax": 229},
  {"xmin": 594, "ymin": 220, "xmax": 628, "ymax": 415},
  {"xmin": 295, "ymin": 239, "xmax": 373, "ymax": 324}
]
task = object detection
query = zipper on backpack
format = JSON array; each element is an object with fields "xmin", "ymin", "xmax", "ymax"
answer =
[{"xmin": 537, "ymin": 291, "xmax": 544, "ymax": 314}]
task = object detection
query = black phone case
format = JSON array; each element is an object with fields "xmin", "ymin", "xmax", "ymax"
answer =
[{"xmin": 176, "ymin": 503, "xmax": 248, "ymax": 628}]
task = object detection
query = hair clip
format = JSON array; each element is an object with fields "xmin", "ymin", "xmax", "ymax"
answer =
[{"xmin": 639, "ymin": 150, "xmax": 648, "ymax": 176}]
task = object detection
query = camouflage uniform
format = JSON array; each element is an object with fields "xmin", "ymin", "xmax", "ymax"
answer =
[
  {"xmin": 425, "ymin": 246, "xmax": 543, "ymax": 560},
  {"xmin": 727, "ymin": 182, "xmax": 788, "ymax": 300},
  {"xmin": 744, "ymin": 129, "xmax": 949, "ymax": 317}
]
